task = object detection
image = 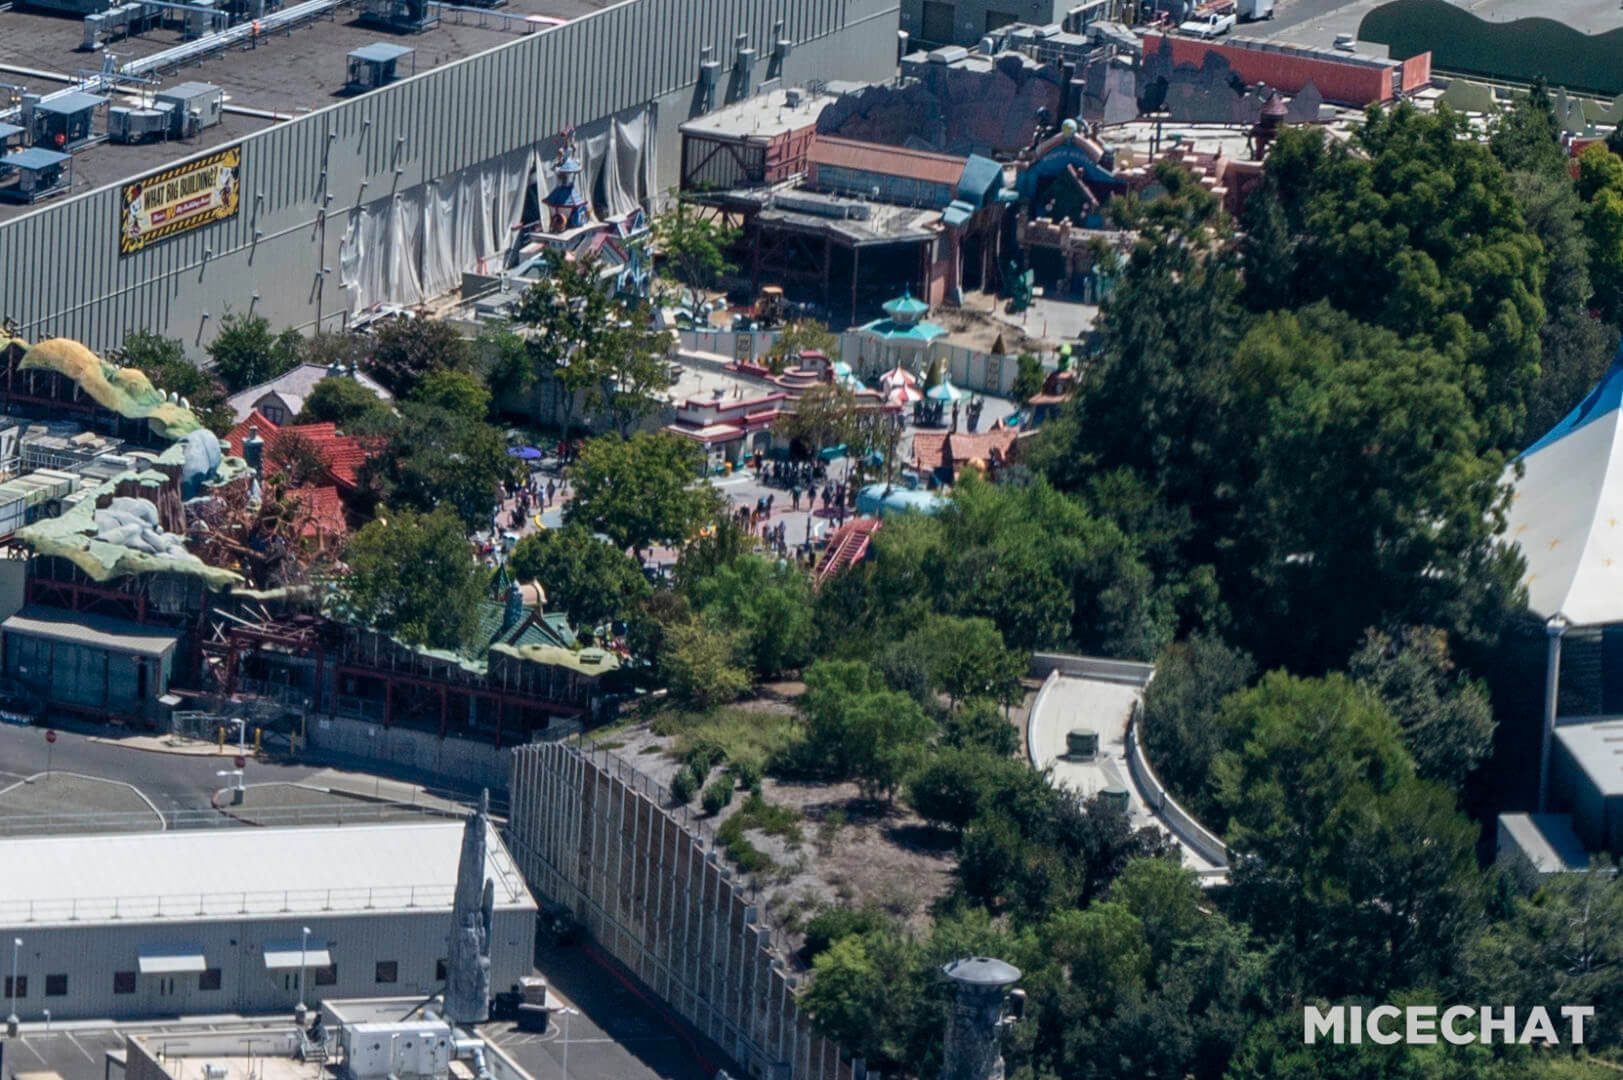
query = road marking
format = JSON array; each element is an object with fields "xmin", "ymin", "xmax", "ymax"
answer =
[
  {"xmin": 16, "ymin": 1037, "xmax": 46, "ymax": 1064},
  {"xmin": 67, "ymin": 1032, "xmax": 98, "ymax": 1062}
]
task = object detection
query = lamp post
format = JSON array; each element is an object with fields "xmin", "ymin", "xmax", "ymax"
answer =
[
  {"xmin": 8, "ymin": 936, "xmax": 21, "ymax": 1036},
  {"xmin": 555, "ymin": 1006, "xmax": 579, "ymax": 1080},
  {"xmin": 298, "ymin": 926, "xmax": 311, "ymax": 1012}
]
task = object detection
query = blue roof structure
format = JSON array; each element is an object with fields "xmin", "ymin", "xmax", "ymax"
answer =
[
  {"xmin": 942, "ymin": 200, "xmax": 975, "ymax": 228},
  {"xmin": 955, "ymin": 154, "xmax": 1002, "ymax": 207},
  {"xmin": 2, "ymin": 148, "xmax": 72, "ymax": 171},
  {"xmin": 349, "ymin": 43, "xmax": 416, "ymax": 64},
  {"xmin": 859, "ymin": 318, "xmax": 946, "ymax": 343},
  {"xmin": 37, "ymin": 92, "xmax": 105, "ymax": 115},
  {"xmin": 856, "ymin": 483, "xmax": 949, "ymax": 518},
  {"xmin": 1522, "ymin": 344, "xmax": 1623, "ymax": 459}
]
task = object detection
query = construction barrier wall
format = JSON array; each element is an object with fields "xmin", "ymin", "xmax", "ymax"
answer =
[
  {"xmin": 679, "ymin": 327, "xmax": 1022, "ymax": 398},
  {"xmin": 507, "ymin": 741, "xmax": 862, "ymax": 1080},
  {"xmin": 1142, "ymin": 31, "xmax": 1416, "ymax": 107}
]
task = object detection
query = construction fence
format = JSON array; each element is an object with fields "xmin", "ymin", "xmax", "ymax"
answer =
[
  {"xmin": 507, "ymin": 741, "xmax": 863, "ymax": 1080},
  {"xmin": 678, "ymin": 329, "xmax": 1022, "ymax": 399}
]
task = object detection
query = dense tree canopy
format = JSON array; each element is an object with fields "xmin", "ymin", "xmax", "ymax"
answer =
[
  {"xmin": 343, "ymin": 506, "xmax": 484, "ymax": 650},
  {"xmin": 507, "ymin": 523, "xmax": 650, "ymax": 631},
  {"xmin": 207, "ymin": 313, "xmax": 303, "ymax": 394},
  {"xmin": 565, "ymin": 432, "xmax": 721, "ymax": 554}
]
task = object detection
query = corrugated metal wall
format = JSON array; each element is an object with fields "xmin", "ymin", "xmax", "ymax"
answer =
[{"xmin": 0, "ymin": 0, "xmax": 899, "ymax": 352}]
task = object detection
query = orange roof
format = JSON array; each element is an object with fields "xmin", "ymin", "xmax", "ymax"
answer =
[
  {"xmin": 226, "ymin": 410, "xmax": 376, "ymax": 491},
  {"xmin": 809, "ymin": 136, "xmax": 967, "ymax": 189},
  {"xmin": 286, "ymin": 484, "xmax": 348, "ymax": 540},
  {"xmin": 912, "ymin": 429, "xmax": 1021, "ymax": 471}
]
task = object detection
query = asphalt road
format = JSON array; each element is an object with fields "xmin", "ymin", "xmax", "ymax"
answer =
[{"xmin": 0, "ymin": 722, "xmax": 324, "ymax": 821}]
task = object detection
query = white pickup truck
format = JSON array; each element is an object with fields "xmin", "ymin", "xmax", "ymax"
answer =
[{"xmin": 1178, "ymin": 10, "xmax": 1236, "ymax": 37}]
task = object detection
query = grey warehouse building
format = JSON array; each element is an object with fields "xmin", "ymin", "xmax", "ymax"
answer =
[
  {"xmin": 0, "ymin": 821, "xmax": 537, "ymax": 1020},
  {"xmin": 0, "ymin": 0, "xmax": 900, "ymax": 356}
]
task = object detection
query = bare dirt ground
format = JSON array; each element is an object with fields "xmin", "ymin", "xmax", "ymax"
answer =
[{"xmin": 587, "ymin": 687, "xmax": 967, "ymax": 967}]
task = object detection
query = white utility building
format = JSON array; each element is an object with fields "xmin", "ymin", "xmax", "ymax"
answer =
[{"xmin": 0, "ymin": 820, "xmax": 536, "ymax": 1020}]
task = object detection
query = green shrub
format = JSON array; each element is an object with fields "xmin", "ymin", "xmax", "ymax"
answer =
[
  {"xmin": 732, "ymin": 756, "xmax": 764, "ymax": 790},
  {"xmin": 802, "ymin": 905, "xmax": 886, "ymax": 962},
  {"xmin": 683, "ymin": 740, "xmax": 727, "ymax": 775},
  {"xmin": 670, "ymin": 767, "xmax": 698, "ymax": 804},
  {"xmin": 702, "ymin": 776, "xmax": 735, "ymax": 815}
]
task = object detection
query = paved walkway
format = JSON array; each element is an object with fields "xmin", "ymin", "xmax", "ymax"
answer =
[{"xmin": 1028, "ymin": 672, "xmax": 1226, "ymax": 880}]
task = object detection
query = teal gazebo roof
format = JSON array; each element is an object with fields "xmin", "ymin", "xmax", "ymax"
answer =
[{"xmin": 881, "ymin": 287, "xmax": 930, "ymax": 326}]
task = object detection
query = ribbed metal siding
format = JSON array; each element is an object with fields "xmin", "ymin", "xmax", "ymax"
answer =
[{"xmin": 0, "ymin": 0, "xmax": 898, "ymax": 351}]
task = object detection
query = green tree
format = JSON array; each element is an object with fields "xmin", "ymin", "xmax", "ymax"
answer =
[
  {"xmin": 514, "ymin": 250, "xmax": 618, "ymax": 438},
  {"xmin": 1348, "ymin": 625, "xmax": 1495, "ymax": 789},
  {"xmin": 686, "ymin": 554, "xmax": 816, "ymax": 678},
  {"xmin": 801, "ymin": 934, "xmax": 925, "ymax": 1070},
  {"xmin": 471, "ymin": 321, "xmax": 531, "ymax": 405},
  {"xmin": 906, "ymin": 613, "xmax": 1027, "ymax": 709},
  {"xmin": 588, "ymin": 302, "xmax": 674, "ymax": 437},
  {"xmin": 763, "ymin": 320, "xmax": 839, "ymax": 374},
  {"xmin": 799, "ymin": 660, "xmax": 934, "ymax": 801},
  {"xmin": 1460, "ymin": 860, "xmax": 1623, "ymax": 1053},
  {"xmin": 507, "ymin": 523, "xmax": 651, "ymax": 630},
  {"xmin": 360, "ymin": 404, "xmax": 515, "ymax": 529},
  {"xmin": 297, "ymin": 375, "xmax": 392, "ymax": 427},
  {"xmin": 1211, "ymin": 671, "xmax": 1415, "ymax": 993},
  {"xmin": 1140, "ymin": 633, "xmax": 1255, "ymax": 819},
  {"xmin": 565, "ymin": 431, "xmax": 720, "ymax": 555},
  {"xmin": 906, "ymin": 747, "xmax": 1048, "ymax": 832},
  {"xmin": 773, "ymin": 381, "xmax": 860, "ymax": 457},
  {"xmin": 366, "ymin": 316, "xmax": 472, "ymax": 398},
  {"xmin": 206, "ymin": 313, "xmax": 303, "ymax": 393},
  {"xmin": 1225, "ymin": 304, "xmax": 1517, "ymax": 669},
  {"xmin": 343, "ymin": 505, "xmax": 484, "ymax": 650},
  {"xmin": 1109, "ymin": 856, "xmax": 1204, "ymax": 973},
  {"xmin": 654, "ymin": 199, "xmax": 740, "ymax": 290},
  {"xmin": 410, "ymin": 368, "xmax": 491, "ymax": 422},
  {"xmin": 1576, "ymin": 142, "xmax": 1623, "ymax": 324},
  {"xmin": 117, "ymin": 329, "xmax": 236, "ymax": 433},
  {"xmin": 660, "ymin": 614, "xmax": 750, "ymax": 710},
  {"xmin": 940, "ymin": 696, "xmax": 1021, "ymax": 757},
  {"xmin": 1261, "ymin": 109, "xmax": 1545, "ymax": 451},
  {"xmin": 1011, "ymin": 352, "xmax": 1046, "ymax": 405},
  {"xmin": 1490, "ymin": 79, "xmax": 1568, "ymax": 179}
]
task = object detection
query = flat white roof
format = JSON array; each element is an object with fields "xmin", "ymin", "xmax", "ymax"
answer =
[{"xmin": 0, "ymin": 821, "xmax": 534, "ymax": 928}]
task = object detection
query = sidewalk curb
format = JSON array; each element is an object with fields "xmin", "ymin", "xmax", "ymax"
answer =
[{"xmin": 88, "ymin": 735, "xmax": 245, "ymax": 758}]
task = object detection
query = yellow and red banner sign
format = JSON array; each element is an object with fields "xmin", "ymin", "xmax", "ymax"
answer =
[{"xmin": 119, "ymin": 145, "xmax": 241, "ymax": 255}]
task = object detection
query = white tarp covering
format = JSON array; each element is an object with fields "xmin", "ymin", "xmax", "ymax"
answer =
[
  {"xmin": 1505, "ymin": 350, "xmax": 1623, "ymax": 626},
  {"xmin": 340, "ymin": 105, "xmax": 655, "ymax": 317},
  {"xmin": 264, "ymin": 941, "xmax": 333, "ymax": 970},
  {"xmin": 138, "ymin": 945, "xmax": 207, "ymax": 974}
]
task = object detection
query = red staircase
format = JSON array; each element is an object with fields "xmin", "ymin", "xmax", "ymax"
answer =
[{"xmin": 815, "ymin": 518, "xmax": 881, "ymax": 587}]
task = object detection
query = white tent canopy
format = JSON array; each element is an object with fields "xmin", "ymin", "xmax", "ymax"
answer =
[{"xmin": 1506, "ymin": 351, "xmax": 1623, "ymax": 626}]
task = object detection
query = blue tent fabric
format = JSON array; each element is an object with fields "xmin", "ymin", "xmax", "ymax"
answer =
[{"xmin": 1522, "ymin": 343, "xmax": 1623, "ymax": 459}]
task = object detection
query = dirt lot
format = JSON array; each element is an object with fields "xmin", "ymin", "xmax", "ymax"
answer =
[{"xmin": 589, "ymin": 690, "xmax": 967, "ymax": 966}]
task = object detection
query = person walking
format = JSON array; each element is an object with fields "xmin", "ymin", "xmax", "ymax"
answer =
[
  {"xmin": 766, "ymin": 493, "xmax": 775, "ymax": 518},
  {"xmin": 791, "ymin": 485, "xmax": 801, "ymax": 511}
]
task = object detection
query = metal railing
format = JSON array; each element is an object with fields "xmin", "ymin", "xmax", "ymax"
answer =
[
  {"xmin": 0, "ymin": 798, "xmax": 459, "ymax": 836},
  {"xmin": 0, "ymin": 881, "xmax": 475, "ymax": 925}
]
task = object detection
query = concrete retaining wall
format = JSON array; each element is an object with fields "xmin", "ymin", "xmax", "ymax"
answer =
[
  {"xmin": 307, "ymin": 714, "xmax": 515, "ymax": 794},
  {"xmin": 1124, "ymin": 706, "xmax": 1230, "ymax": 871},
  {"xmin": 508, "ymin": 741, "xmax": 861, "ymax": 1080},
  {"xmin": 1030, "ymin": 651, "xmax": 1155, "ymax": 685}
]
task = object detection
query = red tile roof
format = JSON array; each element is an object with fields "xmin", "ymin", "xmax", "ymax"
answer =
[
  {"xmin": 809, "ymin": 136, "xmax": 968, "ymax": 189},
  {"xmin": 226, "ymin": 410, "xmax": 377, "ymax": 491},
  {"xmin": 286, "ymin": 484, "xmax": 349, "ymax": 540},
  {"xmin": 912, "ymin": 429, "xmax": 1021, "ymax": 472}
]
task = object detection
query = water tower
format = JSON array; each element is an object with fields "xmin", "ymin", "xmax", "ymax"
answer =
[{"xmin": 940, "ymin": 956, "xmax": 1023, "ymax": 1080}]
